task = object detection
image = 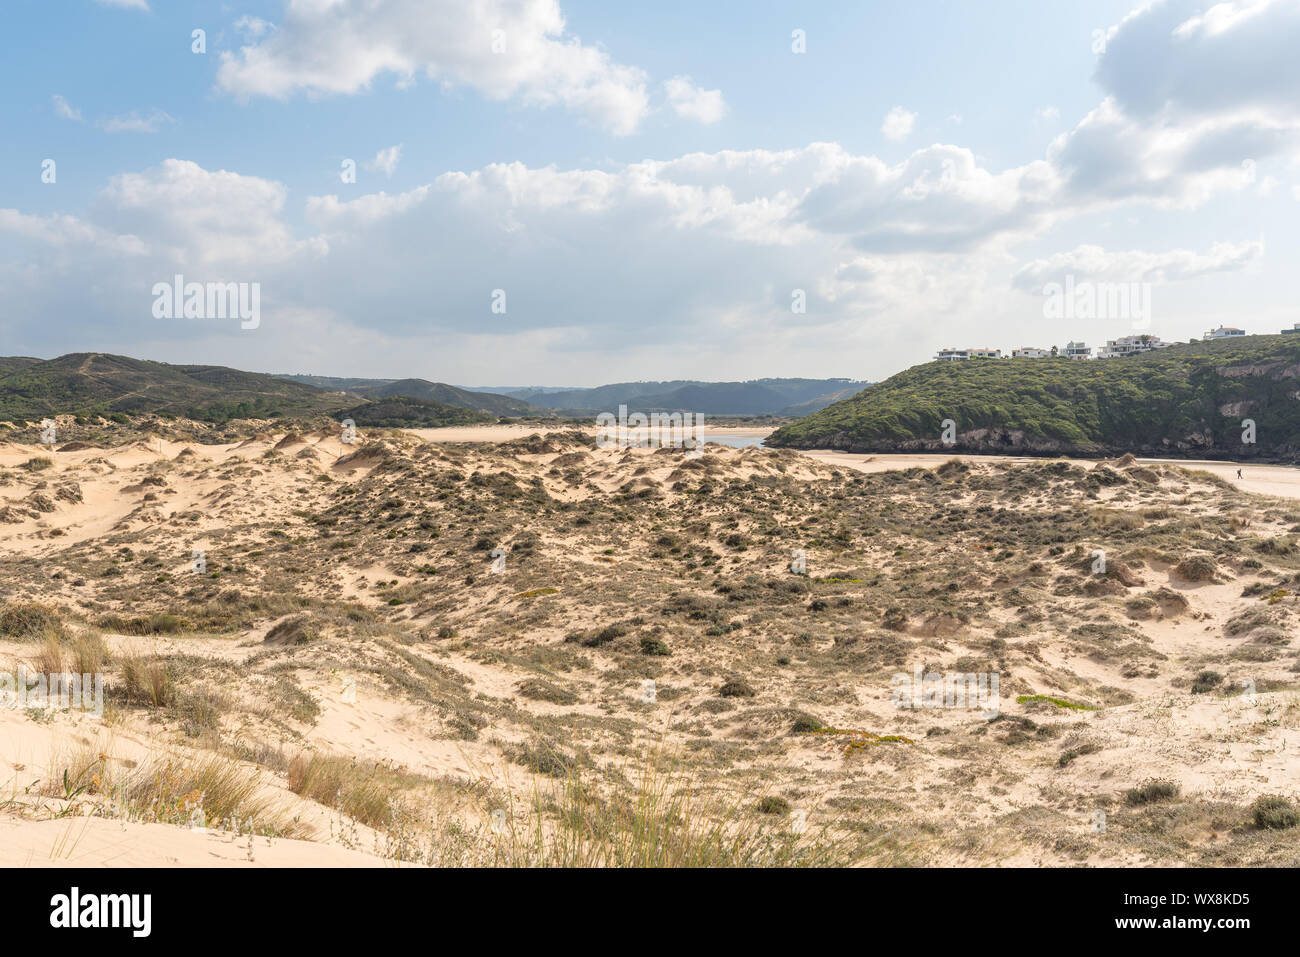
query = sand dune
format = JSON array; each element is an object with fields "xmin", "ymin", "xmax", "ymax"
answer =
[{"xmin": 2, "ymin": 424, "xmax": 1298, "ymax": 867}]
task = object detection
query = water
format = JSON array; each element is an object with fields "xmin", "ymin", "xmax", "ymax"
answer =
[{"xmin": 697, "ymin": 433, "xmax": 766, "ymax": 449}]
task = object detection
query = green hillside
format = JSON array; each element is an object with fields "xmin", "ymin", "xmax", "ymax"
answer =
[
  {"xmin": 275, "ymin": 374, "xmax": 540, "ymax": 416},
  {"xmin": 0, "ymin": 353, "xmax": 352, "ymax": 423},
  {"xmin": 356, "ymin": 379, "xmax": 537, "ymax": 416},
  {"xmin": 336, "ymin": 396, "xmax": 493, "ymax": 428},
  {"xmin": 767, "ymin": 334, "xmax": 1300, "ymax": 461},
  {"xmin": 0, "ymin": 357, "xmax": 42, "ymax": 377}
]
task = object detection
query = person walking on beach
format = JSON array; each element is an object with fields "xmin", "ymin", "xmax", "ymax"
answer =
[{"xmin": 1237, "ymin": 469, "xmax": 1243, "ymax": 479}]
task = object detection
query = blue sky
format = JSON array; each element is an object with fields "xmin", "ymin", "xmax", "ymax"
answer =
[{"xmin": 2, "ymin": 0, "xmax": 1297, "ymax": 385}]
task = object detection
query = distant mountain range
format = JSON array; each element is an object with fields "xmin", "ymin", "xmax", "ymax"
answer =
[
  {"xmin": 0, "ymin": 357, "xmax": 870, "ymax": 428},
  {"xmin": 499, "ymin": 378, "xmax": 871, "ymax": 416},
  {"xmin": 275, "ymin": 374, "xmax": 541, "ymax": 416}
]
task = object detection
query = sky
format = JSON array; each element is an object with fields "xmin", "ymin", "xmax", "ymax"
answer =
[{"xmin": 1, "ymin": 0, "xmax": 1298, "ymax": 386}]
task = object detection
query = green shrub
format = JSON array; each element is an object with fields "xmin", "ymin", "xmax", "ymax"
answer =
[
  {"xmin": 1251, "ymin": 794, "xmax": 1299, "ymax": 830},
  {"xmin": 756, "ymin": 796, "xmax": 791, "ymax": 815},
  {"xmin": 96, "ymin": 613, "xmax": 188, "ymax": 636},
  {"xmin": 0, "ymin": 601, "xmax": 65, "ymax": 640},
  {"xmin": 718, "ymin": 679, "xmax": 756, "ymax": 698},
  {"xmin": 1190, "ymin": 670, "xmax": 1223, "ymax": 694},
  {"xmin": 1125, "ymin": 779, "xmax": 1180, "ymax": 806},
  {"xmin": 790, "ymin": 713, "xmax": 824, "ymax": 734},
  {"xmin": 1174, "ymin": 556, "xmax": 1217, "ymax": 582}
]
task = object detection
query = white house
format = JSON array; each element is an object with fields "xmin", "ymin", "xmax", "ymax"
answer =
[
  {"xmin": 1012, "ymin": 347, "xmax": 1049, "ymax": 358},
  {"xmin": 967, "ymin": 347, "xmax": 1002, "ymax": 359},
  {"xmin": 1283, "ymin": 323, "xmax": 1300, "ymax": 335},
  {"xmin": 1062, "ymin": 341, "xmax": 1091, "ymax": 360},
  {"xmin": 935, "ymin": 347, "xmax": 969, "ymax": 361},
  {"xmin": 1203, "ymin": 325, "xmax": 1245, "ymax": 340},
  {"xmin": 1097, "ymin": 334, "xmax": 1172, "ymax": 358}
]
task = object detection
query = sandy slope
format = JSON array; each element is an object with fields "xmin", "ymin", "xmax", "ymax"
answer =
[
  {"xmin": 0, "ymin": 816, "xmax": 398, "ymax": 868},
  {"xmin": 801, "ymin": 450, "xmax": 1300, "ymax": 500}
]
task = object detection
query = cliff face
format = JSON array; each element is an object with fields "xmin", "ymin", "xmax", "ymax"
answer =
[
  {"xmin": 802, "ymin": 428, "xmax": 1239, "ymax": 458},
  {"xmin": 766, "ymin": 336, "xmax": 1300, "ymax": 462}
]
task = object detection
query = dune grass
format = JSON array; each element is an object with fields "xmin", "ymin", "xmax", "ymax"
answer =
[{"xmin": 478, "ymin": 745, "xmax": 864, "ymax": 868}]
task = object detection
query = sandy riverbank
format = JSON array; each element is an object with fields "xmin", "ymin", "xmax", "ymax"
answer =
[{"xmin": 799, "ymin": 451, "xmax": 1300, "ymax": 500}]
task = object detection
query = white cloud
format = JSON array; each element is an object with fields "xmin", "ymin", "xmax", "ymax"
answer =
[
  {"xmin": 663, "ymin": 76, "xmax": 726, "ymax": 124},
  {"xmin": 1096, "ymin": 0, "xmax": 1300, "ymax": 126},
  {"xmin": 11, "ymin": 0, "xmax": 1300, "ymax": 378},
  {"xmin": 1036, "ymin": 105, "xmax": 1060, "ymax": 122},
  {"xmin": 215, "ymin": 0, "xmax": 654, "ymax": 135},
  {"xmin": 235, "ymin": 15, "xmax": 273, "ymax": 38},
  {"xmin": 363, "ymin": 145, "xmax": 403, "ymax": 178},
  {"xmin": 1172, "ymin": 0, "xmax": 1280, "ymax": 41},
  {"xmin": 881, "ymin": 106, "xmax": 916, "ymax": 141},
  {"xmin": 0, "ymin": 209, "xmax": 145, "ymax": 255},
  {"xmin": 795, "ymin": 144, "xmax": 1060, "ymax": 253},
  {"xmin": 1011, "ymin": 240, "xmax": 1265, "ymax": 291},
  {"xmin": 1033, "ymin": 0, "xmax": 1300, "ymax": 215},
  {"xmin": 97, "ymin": 108, "xmax": 175, "ymax": 134},
  {"xmin": 52, "ymin": 95, "xmax": 82, "ymax": 122},
  {"xmin": 2, "ymin": 149, "xmax": 997, "ymax": 372},
  {"xmin": 96, "ymin": 158, "xmax": 323, "ymax": 266},
  {"xmin": 0, "ymin": 139, "xmax": 1284, "ymax": 380}
]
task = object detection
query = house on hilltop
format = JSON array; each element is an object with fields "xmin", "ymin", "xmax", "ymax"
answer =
[
  {"xmin": 1203, "ymin": 325, "xmax": 1245, "ymax": 340},
  {"xmin": 1097, "ymin": 334, "xmax": 1172, "ymax": 358}
]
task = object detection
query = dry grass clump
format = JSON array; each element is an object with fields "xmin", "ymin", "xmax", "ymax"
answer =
[
  {"xmin": 0, "ymin": 601, "xmax": 66, "ymax": 641},
  {"xmin": 1126, "ymin": 778, "xmax": 1180, "ymax": 806},
  {"xmin": 41, "ymin": 742, "xmax": 107, "ymax": 801},
  {"xmin": 95, "ymin": 613, "xmax": 188, "ymax": 636},
  {"xmin": 172, "ymin": 686, "xmax": 228, "ymax": 738},
  {"xmin": 118, "ymin": 652, "xmax": 173, "ymax": 707},
  {"xmin": 31, "ymin": 632, "xmax": 64, "ymax": 676},
  {"xmin": 515, "ymin": 678, "xmax": 578, "ymax": 705},
  {"xmin": 114, "ymin": 754, "xmax": 303, "ymax": 837},
  {"xmin": 485, "ymin": 747, "xmax": 855, "ymax": 868},
  {"xmin": 1173, "ymin": 555, "xmax": 1217, "ymax": 582},
  {"xmin": 26, "ymin": 629, "xmax": 110, "ymax": 681},
  {"xmin": 263, "ymin": 615, "xmax": 318, "ymax": 646},
  {"xmin": 718, "ymin": 679, "xmax": 756, "ymax": 698},
  {"xmin": 70, "ymin": 632, "xmax": 108, "ymax": 676},
  {"xmin": 287, "ymin": 752, "xmax": 393, "ymax": 828},
  {"xmin": 1251, "ymin": 795, "xmax": 1299, "ymax": 830}
]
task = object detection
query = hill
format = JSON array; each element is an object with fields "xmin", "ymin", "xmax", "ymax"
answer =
[
  {"xmin": 515, "ymin": 378, "xmax": 870, "ymax": 416},
  {"xmin": 767, "ymin": 335, "xmax": 1300, "ymax": 461},
  {"xmin": 354, "ymin": 379, "xmax": 537, "ymax": 416},
  {"xmin": 777, "ymin": 382, "xmax": 870, "ymax": 417},
  {"xmin": 335, "ymin": 396, "xmax": 493, "ymax": 428},
  {"xmin": 275, "ymin": 374, "xmax": 539, "ymax": 416},
  {"xmin": 0, "ymin": 353, "xmax": 352, "ymax": 423},
  {"xmin": 0, "ymin": 357, "xmax": 41, "ymax": 377}
]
